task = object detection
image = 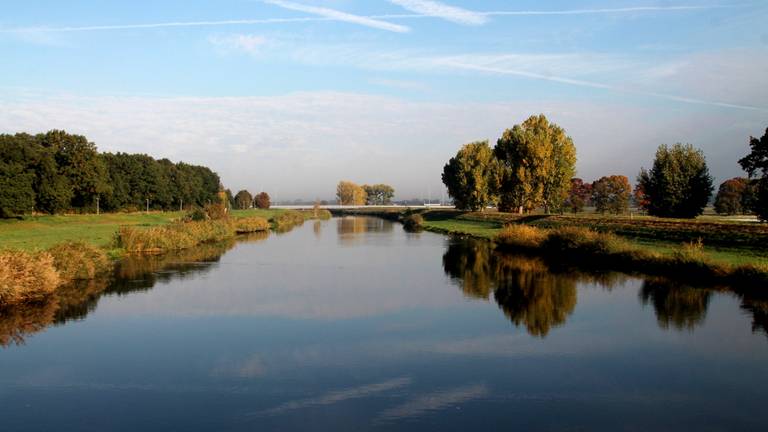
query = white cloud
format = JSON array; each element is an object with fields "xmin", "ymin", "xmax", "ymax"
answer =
[
  {"xmin": 262, "ymin": 0, "xmax": 410, "ymax": 33},
  {"xmin": 209, "ymin": 34, "xmax": 267, "ymax": 55},
  {"xmin": 0, "ymin": 91, "xmax": 762, "ymax": 200},
  {"xmin": 387, "ymin": 0, "xmax": 487, "ymax": 25}
]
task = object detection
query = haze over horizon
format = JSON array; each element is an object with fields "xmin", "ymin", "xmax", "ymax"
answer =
[{"xmin": 2, "ymin": 0, "xmax": 767, "ymax": 200}]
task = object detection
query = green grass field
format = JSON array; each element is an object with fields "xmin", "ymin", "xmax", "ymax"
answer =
[{"xmin": 0, "ymin": 209, "xmax": 290, "ymax": 251}]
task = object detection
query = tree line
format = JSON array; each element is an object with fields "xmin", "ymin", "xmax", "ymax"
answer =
[
  {"xmin": 230, "ymin": 190, "xmax": 271, "ymax": 210},
  {"xmin": 0, "ymin": 130, "xmax": 223, "ymax": 217},
  {"xmin": 442, "ymin": 115, "xmax": 768, "ymax": 221},
  {"xmin": 336, "ymin": 181, "xmax": 395, "ymax": 205}
]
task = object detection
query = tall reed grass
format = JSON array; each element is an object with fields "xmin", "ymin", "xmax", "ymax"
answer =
[
  {"xmin": 0, "ymin": 250, "xmax": 60, "ymax": 307},
  {"xmin": 117, "ymin": 220, "xmax": 234, "ymax": 253},
  {"xmin": 47, "ymin": 241, "xmax": 112, "ymax": 282},
  {"xmin": 233, "ymin": 217, "xmax": 270, "ymax": 233},
  {"xmin": 272, "ymin": 211, "xmax": 306, "ymax": 230}
]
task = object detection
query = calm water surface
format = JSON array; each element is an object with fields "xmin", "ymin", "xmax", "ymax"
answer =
[{"xmin": 1, "ymin": 217, "xmax": 767, "ymax": 431}]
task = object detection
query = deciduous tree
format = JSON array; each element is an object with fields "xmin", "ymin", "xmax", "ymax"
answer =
[
  {"xmin": 336, "ymin": 181, "xmax": 366, "ymax": 206},
  {"xmin": 234, "ymin": 190, "xmax": 253, "ymax": 209},
  {"xmin": 637, "ymin": 143, "xmax": 713, "ymax": 218},
  {"xmin": 592, "ymin": 175, "xmax": 631, "ymax": 214},
  {"xmin": 494, "ymin": 114, "xmax": 576, "ymax": 213},
  {"xmin": 564, "ymin": 178, "xmax": 591, "ymax": 213},
  {"xmin": 254, "ymin": 192, "xmax": 271, "ymax": 209},
  {"xmin": 441, "ymin": 141, "xmax": 500, "ymax": 211},
  {"xmin": 738, "ymin": 128, "xmax": 768, "ymax": 221},
  {"xmin": 714, "ymin": 177, "xmax": 751, "ymax": 215},
  {"xmin": 363, "ymin": 184, "xmax": 395, "ymax": 205}
]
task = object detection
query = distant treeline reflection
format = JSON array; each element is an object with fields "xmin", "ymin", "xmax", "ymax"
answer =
[
  {"xmin": 441, "ymin": 238, "xmax": 768, "ymax": 338},
  {"xmin": 0, "ymin": 235, "xmax": 268, "ymax": 347}
]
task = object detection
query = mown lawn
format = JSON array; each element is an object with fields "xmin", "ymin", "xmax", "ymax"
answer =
[{"xmin": 0, "ymin": 209, "xmax": 287, "ymax": 251}]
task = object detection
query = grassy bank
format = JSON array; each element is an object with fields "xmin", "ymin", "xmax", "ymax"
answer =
[
  {"xmin": 334, "ymin": 208, "xmax": 768, "ymax": 288},
  {"xmin": 0, "ymin": 208, "xmax": 329, "ymax": 308}
]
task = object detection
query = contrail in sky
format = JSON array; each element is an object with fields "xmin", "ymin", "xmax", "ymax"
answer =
[
  {"xmin": 443, "ymin": 60, "xmax": 768, "ymax": 112},
  {"xmin": 0, "ymin": 4, "xmax": 738, "ymax": 33}
]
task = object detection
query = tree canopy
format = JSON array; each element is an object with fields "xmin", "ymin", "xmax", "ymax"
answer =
[
  {"xmin": 441, "ymin": 141, "xmax": 500, "ymax": 211},
  {"xmin": 637, "ymin": 143, "xmax": 713, "ymax": 218},
  {"xmin": 738, "ymin": 128, "xmax": 768, "ymax": 221},
  {"xmin": 494, "ymin": 114, "xmax": 576, "ymax": 213},
  {"xmin": 0, "ymin": 131, "xmax": 222, "ymax": 217},
  {"xmin": 336, "ymin": 181, "xmax": 366, "ymax": 205},
  {"xmin": 714, "ymin": 178, "xmax": 751, "ymax": 215},
  {"xmin": 565, "ymin": 178, "xmax": 591, "ymax": 213},
  {"xmin": 254, "ymin": 192, "xmax": 271, "ymax": 209},
  {"xmin": 363, "ymin": 184, "xmax": 395, "ymax": 205},
  {"xmin": 592, "ymin": 175, "xmax": 631, "ymax": 214},
  {"xmin": 234, "ymin": 190, "xmax": 253, "ymax": 210}
]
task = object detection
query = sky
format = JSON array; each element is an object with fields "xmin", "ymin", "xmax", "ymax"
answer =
[{"xmin": 1, "ymin": 0, "xmax": 767, "ymax": 201}]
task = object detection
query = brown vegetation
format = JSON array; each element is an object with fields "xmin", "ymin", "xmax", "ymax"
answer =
[
  {"xmin": 233, "ymin": 217, "xmax": 270, "ymax": 233},
  {"xmin": 0, "ymin": 250, "xmax": 60, "ymax": 307},
  {"xmin": 47, "ymin": 241, "xmax": 111, "ymax": 282},
  {"xmin": 117, "ymin": 220, "xmax": 234, "ymax": 253}
]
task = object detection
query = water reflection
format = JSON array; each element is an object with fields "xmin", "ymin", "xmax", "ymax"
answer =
[
  {"xmin": 0, "ymin": 237, "xmax": 253, "ymax": 347},
  {"xmin": 441, "ymin": 237, "xmax": 768, "ymax": 339},
  {"xmin": 442, "ymin": 239, "xmax": 579, "ymax": 336},
  {"xmin": 639, "ymin": 280, "xmax": 711, "ymax": 330},
  {"xmin": 337, "ymin": 216, "xmax": 393, "ymax": 245}
]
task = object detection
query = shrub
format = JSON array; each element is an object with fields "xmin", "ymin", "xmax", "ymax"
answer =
[
  {"xmin": 233, "ymin": 217, "xmax": 270, "ymax": 233},
  {"xmin": 185, "ymin": 206, "xmax": 208, "ymax": 222},
  {"xmin": 118, "ymin": 220, "xmax": 234, "ymax": 253},
  {"xmin": 0, "ymin": 250, "xmax": 60, "ymax": 307},
  {"xmin": 310, "ymin": 203, "xmax": 332, "ymax": 220},
  {"xmin": 542, "ymin": 226, "xmax": 626, "ymax": 257},
  {"xmin": 47, "ymin": 241, "xmax": 112, "ymax": 282},
  {"xmin": 254, "ymin": 192, "xmax": 271, "ymax": 209},
  {"xmin": 272, "ymin": 211, "xmax": 305, "ymax": 229},
  {"xmin": 315, "ymin": 209, "xmax": 332, "ymax": 220},
  {"xmin": 495, "ymin": 224, "xmax": 546, "ymax": 249},
  {"xmin": 205, "ymin": 203, "xmax": 228, "ymax": 221},
  {"xmin": 401, "ymin": 213, "xmax": 424, "ymax": 231}
]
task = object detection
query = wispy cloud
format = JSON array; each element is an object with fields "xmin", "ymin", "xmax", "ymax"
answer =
[
  {"xmin": 387, "ymin": 0, "xmax": 487, "ymax": 25},
  {"xmin": 0, "ymin": 18, "xmax": 321, "ymax": 33},
  {"xmin": 209, "ymin": 34, "xmax": 267, "ymax": 55},
  {"xmin": 440, "ymin": 58, "xmax": 768, "ymax": 112},
  {"xmin": 369, "ymin": 78, "xmax": 430, "ymax": 92},
  {"xmin": 0, "ymin": 4, "xmax": 734, "ymax": 33},
  {"xmin": 481, "ymin": 5, "xmax": 735, "ymax": 17},
  {"xmin": 375, "ymin": 384, "xmax": 488, "ymax": 423},
  {"xmin": 262, "ymin": 0, "xmax": 410, "ymax": 33},
  {"xmin": 251, "ymin": 377, "xmax": 411, "ymax": 416}
]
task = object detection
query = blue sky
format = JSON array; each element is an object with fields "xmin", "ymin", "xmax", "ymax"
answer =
[{"xmin": 2, "ymin": 1, "xmax": 767, "ymax": 200}]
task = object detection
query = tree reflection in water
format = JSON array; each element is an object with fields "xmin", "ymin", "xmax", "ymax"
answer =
[
  {"xmin": 442, "ymin": 238, "xmax": 578, "ymax": 337},
  {"xmin": 441, "ymin": 237, "xmax": 768, "ymax": 338},
  {"xmin": 639, "ymin": 280, "xmax": 711, "ymax": 330},
  {"xmin": 336, "ymin": 216, "xmax": 394, "ymax": 245},
  {"xmin": 0, "ymin": 236, "xmax": 259, "ymax": 347}
]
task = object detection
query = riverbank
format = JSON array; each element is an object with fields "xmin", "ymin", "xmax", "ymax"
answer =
[
  {"xmin": 0, "ymin": 208, "xmax": 330, "ymax": 308},
  {"xmin": 333, "ymin": 208, "xmax": 768, "ymax": 289}
]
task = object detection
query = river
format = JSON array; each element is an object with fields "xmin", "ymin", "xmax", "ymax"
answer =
[{"xmin": 1, "ymin": 216, "xmax": 767, "ymax": 431}]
